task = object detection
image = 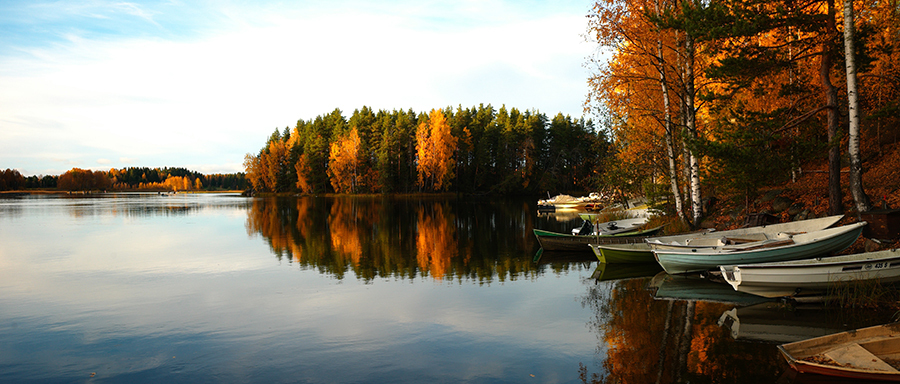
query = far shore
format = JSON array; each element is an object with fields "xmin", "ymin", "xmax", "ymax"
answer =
[{"xmin": 0, "ymin": 190, "xmax": 245, "ymax": 195}]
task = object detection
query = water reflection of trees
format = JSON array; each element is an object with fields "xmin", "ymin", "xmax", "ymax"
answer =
[
  {"xmin": 58, "ymin": 194, "xmax": 249, "ymax": 219},
  {"xmin": 581, "ymin": 278, "xmax": 784, "ymax": 383},
  {"xmin": 245, "ymin": 196, "xmax": 544, "ymax": 282}
]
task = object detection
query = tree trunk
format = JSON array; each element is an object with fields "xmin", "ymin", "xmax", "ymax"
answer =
[
  {"xmin": 822, "ymin": 0, "xmax": 843, "ymax": 216},
  {"xmin": 843, "ymin": 0, "xmax": 870, "ymax": 213},
  {"xmin": 683, "ymin": 33, "xmax": 702, "ymax": 226},
  {"xmin": 654, "ymin": 1, "xmax": 686, "ymax": 222}
]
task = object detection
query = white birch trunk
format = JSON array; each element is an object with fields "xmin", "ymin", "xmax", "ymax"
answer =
[
  {"xmin": 843, "ymin": 0, "xmax": 870, "ymax": 212},
  {"xmin": 655, "ymin": 0, "xmax": 685, "ymax": 222},
  {"xmin": 683, "ymin": 33, "xmax": 702, "ymax": 226}
]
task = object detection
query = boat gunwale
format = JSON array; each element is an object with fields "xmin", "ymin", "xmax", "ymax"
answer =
[
  {"xmin": 645, "ymin": 214, "xmax": 845, "ymax": 245},
  {"xmin": 779, "ymin": 323, "xmax": 900, "ymax": 380},
  {"xmin": 533, "ymin": 225, "xmax": 664, "ymax": 239},
  {"xmin": 724, "ymin": 249, "xmax": 900, "ymax": 270},
  {"xmin": 778, "ymin": 344, "xmax": 900, "ymax": 380}
]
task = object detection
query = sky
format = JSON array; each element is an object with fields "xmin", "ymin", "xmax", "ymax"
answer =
[{"xmin": 0, "ymin": 0, "xmax": 597, "ymax": 176}]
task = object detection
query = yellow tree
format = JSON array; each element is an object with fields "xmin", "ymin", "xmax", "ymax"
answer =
[
  {"xmin": 327, "ymin": 128, "xmax": 362, "ymax": 193},
  {"xmin": 243, "ymin": 153, "xmax": 263, "ymax": 191},
  {"xmin": 416, "ymin": 109, "xmax": 457, "ymax": 191},
  {"xmin": 588, "ymin": 0, "xmax": 693, "ymax": 221},
  {"xmin": 261, "ymin": 140, "xmax": 289, "ymax": 192},
  {"xmin": 295, "ymin": 154, "xmax": 314, "ymax": 194}
]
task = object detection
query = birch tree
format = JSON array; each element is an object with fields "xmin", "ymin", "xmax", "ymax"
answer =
[
  {"xmin": 655, "ymin": 0, "xmax": 686, "ymax": 222},
  {"xmin": 843, "ymin": 0, "xmax": 871, "ymax": 213},
  {"xmin": 587, "ymin": 0, "xmax": 692, "ymax": 221}
]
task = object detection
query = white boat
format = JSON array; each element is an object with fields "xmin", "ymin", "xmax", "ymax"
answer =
[
  {"xmin": 720, "ymin": 248, "xmax": 900, "ymax": 298},
  {"xmin": 571, "ymin": 217, "xmax": 649, "ymax": 236},
  {"xmin": 646, "ymin": 214, "xmax": 844, "ymax": 250},
  {"xmin": 652, "ymin": 222, "xmax": 867, "ymax": 274}
]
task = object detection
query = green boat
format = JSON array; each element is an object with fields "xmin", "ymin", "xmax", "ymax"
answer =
[
  {"xmin": 532, "ymin": 225, "xmax": 664, "ymax": 252},
  {"xmin": 653, "ymin": 222, "xmax": 867, "ymax": 274},
  {"xmin": 589, "ymin": 243, "xmax": 655, "ymax": 263}
]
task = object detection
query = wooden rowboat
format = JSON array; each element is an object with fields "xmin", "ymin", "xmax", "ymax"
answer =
[
  {"xmin": 720, "ymin": 248, "xmax": 900, "ymax": 298},
  {"xmin": 779, "ymin": 323, "xmax": 900, "ymax": 381}
]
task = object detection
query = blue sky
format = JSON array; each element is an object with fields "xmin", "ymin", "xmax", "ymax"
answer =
[{"xmin": 0, "ymin": 1, "xmax": 595, "ymax": 176}]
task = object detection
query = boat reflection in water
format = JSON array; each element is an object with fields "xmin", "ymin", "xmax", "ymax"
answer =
[
  {"xmin": 650, "ymin": 272, "xmax": 774, "ymax": 306},
  {"xmin": 718, "ymin": 303, "xmax": 852, "ymax": 344},
  {"xmin": 592, "ymin": 262, "xmax": 662, "ymax": 282},
  {"xmin": 243, "ymin": 196, "xmax": 900, "ymax": 383},
  {"xmin": 579, "ymin": 266, "xmax": 900, "ymax": 384},
  {"xmin": 581, "ymin": 272, "xmax": 783, "ymax": 383}
]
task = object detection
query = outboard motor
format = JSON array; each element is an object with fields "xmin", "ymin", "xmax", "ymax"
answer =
[{"xmin": 575, "ymin": 220, "xmax": 594, "ymax": 236}]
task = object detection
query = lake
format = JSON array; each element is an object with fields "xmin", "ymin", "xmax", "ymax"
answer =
[{"xmin": 0, "ymin": 193, "xmax": 893, "ymax": 383}]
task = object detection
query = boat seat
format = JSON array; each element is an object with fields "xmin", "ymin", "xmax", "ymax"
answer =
[
  {"xmin": 720, "ymin": 236, "xmax": 767, "ymax": 245},
  {"xmin": 721, "ymin": 238, "xmax": 795, "ymax": 251},
  {"xmin": 824, "ymin": 342, "xmax": 899, "ymax": 372},
  {"xmin": 683, "ymin": 238, "xmax": 724, "ymax": 247}
]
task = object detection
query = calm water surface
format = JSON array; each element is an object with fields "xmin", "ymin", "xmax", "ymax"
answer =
[{"xmin": 0, "ymin": 193, "xmax": 893, "ymax": 383}]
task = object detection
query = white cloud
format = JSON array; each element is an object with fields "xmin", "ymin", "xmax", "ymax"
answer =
[{"xmin": 0, "ymin": 1, "xmax": 592, "ymax": 176}]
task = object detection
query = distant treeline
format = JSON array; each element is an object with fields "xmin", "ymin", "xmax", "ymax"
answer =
[
  {"xmin": 244, "ymin": 105, "xmax": 611, "ymax": 195},
  {"xmin": 0, "ymin": 167, "xmax": 247, "ymax": 191}
]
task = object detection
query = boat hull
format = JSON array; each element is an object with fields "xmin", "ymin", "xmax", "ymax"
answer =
[
  {"xmin": 533, "ymin": 226, "xmax": 663, "ymax": 252},
  {"xmin": 779, "ymin": 323, "xmax": 900, "ymax": 381},
  {"xmin": 647, "ymin": 214, "xmax": 844, "ymax": 248},
  {"xmin": 720, "ymin": 248, "xmax": 900, "ymax": 297},
  {"xmin": 589, "ymin": 243, "xmax": 654, "ymax": 263},
  {"xmin": 653, "ymin": 222, "xmax": 866, "ymax": 274}
]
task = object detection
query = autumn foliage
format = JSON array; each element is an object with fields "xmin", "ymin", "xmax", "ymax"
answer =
[
  {"xmin": 327, "ymin": 128, "xmax": 363, "ymax": 193},
  {"xmin": 415, "ymin": 109, "xmax": 457, "ymax": 192},
  {"xmin": 58, "ymin": 168, "xmax": 111, "ymax": 191},
  {"xmin": 14, "ymin": 167, "xmax": 249, "ymax": 192},
  {"xmin": 244, "ymin": 106, "xmax": 604, "ymax": 195},
  {"xmin": 586, "ymin": 0, "xmax": 900, "ymax": 219},
  {"xmin": 0, "ymin": 169, "xmax": 27, "ymax": 190}
]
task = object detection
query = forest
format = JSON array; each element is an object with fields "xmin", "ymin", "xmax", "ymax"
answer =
[
  {"xmin": 0, "ymin": 167, "xmax": 247, "ymax": 192},
  {"xmin": 585, "ymin": 0, "xmax": 900, "ymax": 225},
  {"xmin": 243, "ymin": 106, "xmax": 608, "ymax": 196},
  {"xmin": 244, "ymin": 0, "xmax": 899, "ymax": 226}
]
